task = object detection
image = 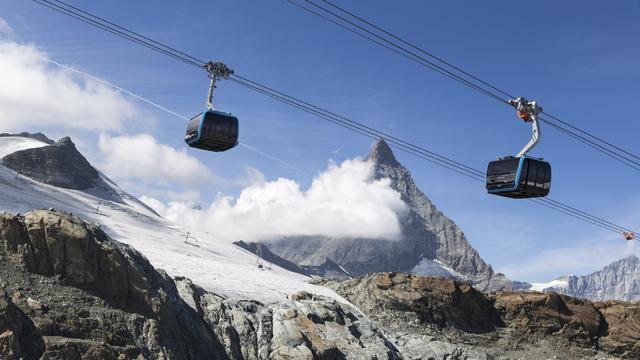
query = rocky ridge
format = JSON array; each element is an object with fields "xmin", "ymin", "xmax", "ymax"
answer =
[{"xmin": 0, "ymin": 132, "xmax": 54, "ymax": 145}]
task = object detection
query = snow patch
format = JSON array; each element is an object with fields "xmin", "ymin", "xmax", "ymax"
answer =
[
  {"xmin": 0, "ymin": 136, "xmax": 48, "ymax": 158},
  {"xmin": 529, "ymin": 278, "xmax": 570, "ymax": 292},
  {"xmin": 411, "ymin": 258, "xmax": 466, "ymax": 279}
]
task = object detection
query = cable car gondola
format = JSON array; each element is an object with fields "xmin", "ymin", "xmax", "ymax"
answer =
[
  {"xmin": 486, "ymin": 98, "xmax": 551, "ymax": 199},
  {"xmin": 185, "ymin": 110, "xmax": 239, "ymax": 151},
  {"xmin": 486, "ymin": 155, "xmax": 551, "ymax": 198},
  {"xmin": 185, "ymin": 62, "xmax": 239, "ymax": 152}
]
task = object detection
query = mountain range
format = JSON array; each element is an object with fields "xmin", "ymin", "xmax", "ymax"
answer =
[
  {"xmin": 0, "ymin": 131, "xmax": 638, "ymax": 358},
  {"xmin": 0, "ymin": 132, "xmax": 637, "ymax": 301},
  {"xmin": 530, "ymin": 255, "xmax": 640, "ymax": 301}
]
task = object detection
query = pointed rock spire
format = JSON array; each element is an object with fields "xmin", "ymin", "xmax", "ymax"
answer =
[{"xmin": 368, "ymin": 138, "xmax": 400, "ymax": 167}]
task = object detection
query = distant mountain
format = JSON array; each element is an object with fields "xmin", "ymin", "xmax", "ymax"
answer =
[
  {"xmin": 267, "ymin": 139, "xmax": 514, "ymax": 292},
  {"xmin": 530, "ymin": 255, "xmax": 640, "ymax": 301},
  {"xmin": 234, "ymin": 240, "xmax": 352, "ymax": 280},
  {"xmin": 0, "ymin": 131, "xmax": 54, "ymax": 145}
]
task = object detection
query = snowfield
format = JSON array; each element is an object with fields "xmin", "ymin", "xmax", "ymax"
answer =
[
  {"xmin": 0, "ymin": 136, "xmax": 347, "ymax": 304},
  {"xmin": 529, "ymin": 278, "xmax": 570, "ymax": 292}
]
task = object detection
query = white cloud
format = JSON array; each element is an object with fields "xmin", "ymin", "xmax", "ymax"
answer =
[
  {"xmin": 0, "ymin": 41, "xmax": 135, "ymax": 132},
  {"xmin": 98, "ymin": 133, "xmax": 213, "ymax": 186},
  {"xmin": 0, "ymin": 17, "xmax": 14, "ymax": 37},
  {"xmin": 142, "ymin": 157, "xmax": 408, "ymax": 242}
]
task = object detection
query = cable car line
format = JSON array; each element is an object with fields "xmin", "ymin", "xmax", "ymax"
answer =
[
  {"xmin": 287, "ymin": 0, "xmax": 640, "ymax": 173},
  {"xmin": 540, "ymin": 111, "xmax": 640, "ymax": 163},
  {"xmin": 32, "ymin": 0, "xmax": 206, "ymax": 69},
  {"xmin": 31, "ymin": 0, "xmax": 638, "ymax": 237},
  {"xmin": 36, "ymin": 0, "xmax": 640, "ymax": 173},
  {"xmin": 282, "ymin": 0, "xmax": 510, "ymax": 108},
  {"xmin": 228, "ymin": 75, "xmax": 637, "ymax": 235},
  {"xmin": 313, "ymin": 0, "xmax": 516, "ymax": 100},
  {"xmin": 539, "ymin": 118, "xmax": 640, "ymax": 171}
]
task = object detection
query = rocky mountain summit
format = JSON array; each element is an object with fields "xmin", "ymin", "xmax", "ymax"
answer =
[
  {"xmin": 533, "ymin": 255, "xmax": 640, "ymax": 301},
  {"xmin": 268, "ymin": 139, "xmax": 514, "ymax": 292},
  {"xmin": 1, "ymin": 136, "xmax": 99, "ymax": 190}
]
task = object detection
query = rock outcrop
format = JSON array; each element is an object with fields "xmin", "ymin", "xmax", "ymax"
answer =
[
  {"xmin": 0, "ymin": 210, "xmax": 400, "ymax": 359},
  {"xmin": 319, "ymin": 272, "xmax": 501, "ymax": 335},
  {"xmin": 1, "ymin": 137, "xmax": 99, "ymax": 190},
  {"xmin": 321, "ymin": 273, "xmax": 640, "ymax": 359},
  {"xmin": 596, "ymin": 301, "xmax": 640, "ymax": 359},
  {"xmin": 268, "ymin": 139, "xmax": 513, "ymax": 292}
]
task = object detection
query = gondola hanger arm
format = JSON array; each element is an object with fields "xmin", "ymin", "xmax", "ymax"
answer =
[
  {"xmin": 204, "ymin": 61, "xmax": 234, "ymax": 110},
  {"xmin": 509, "ymin": 97, "xmax": 543, "ymax": 157}
]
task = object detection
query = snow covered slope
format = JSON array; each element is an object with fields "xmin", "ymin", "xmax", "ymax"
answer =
[{"xmin": 0, "ymin": 135, "xmax": 344, "ymax": 304}]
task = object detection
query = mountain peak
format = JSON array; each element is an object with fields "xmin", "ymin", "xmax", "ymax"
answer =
[
  {"xmin": 1, "ymin": 135, "xmax": 99, "ymax": 190},
  {"xmin": 368, "ymin": 138, "xmax": 400, "ymax": 167}
]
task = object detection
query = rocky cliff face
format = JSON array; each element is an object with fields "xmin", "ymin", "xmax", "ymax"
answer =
[
  {"xmin": 320, "ymin": 273, "xmax": 640, "ymax": 359},
  {"xmin": 268, "ymin": 139, "xmax": 512, "ymax": 292},
  {"xmin": 535, "ymin": 255, "xmax": 640, "ymax": 301},
  {"xmin": 0, "ymin": 210, "xmax": 400, "ymax": 359},
  {"xmin": 1, "ymin": 137, "xmax": 98, "ymax": 190}
]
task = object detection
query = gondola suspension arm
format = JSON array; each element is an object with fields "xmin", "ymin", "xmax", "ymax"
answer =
[
  {"xmin": 510, "ymin": 97, "xmax": 543, "ymax": 157},
  {"xmin": 204, "ymin": 61, "xmax": 234, "ymax": 110}
]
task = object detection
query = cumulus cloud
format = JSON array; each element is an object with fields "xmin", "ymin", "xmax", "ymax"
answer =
[
  {"xmin": 98, "ymin": 133, "xmax": 213, "ymax": 186},
  {"xmin": 142, "ymin": 158, "xmax": 408, "ymax": 242},
  {"xmin": 0, "ymin": 41, "xmax": 135, "ymax": 132}
]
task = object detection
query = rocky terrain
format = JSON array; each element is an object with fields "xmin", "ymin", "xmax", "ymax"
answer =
[
  {"xmin": 268, "ymin": 139, "xmax": 514, "ymax": 292},
  {"xmin": 0, "ymin": 209, "xmax": 399, "ymax": 359},
  {"xmin": 1, "ymin": 209, "xmax": 639, "ymax": 359},
  {"xmin": 532, "ymin": 255, "xmax": 640, "ymax": 301},
  {"xmin": 320, "ymin": 273, "xmax": 640, "ymax": 359}
]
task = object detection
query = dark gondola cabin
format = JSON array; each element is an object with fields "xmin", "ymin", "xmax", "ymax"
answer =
[
  {"xmin": 185, "ymin": 110, "xmax": 239, "ymax": 152},
  {"xmin": 486, "ymin": 156, "xmax": 551, "ymax": 198}
]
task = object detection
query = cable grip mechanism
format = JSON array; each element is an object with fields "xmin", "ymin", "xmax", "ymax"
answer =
[{"xmin": 204, "ymin": 61, "xmax": 234, "ymax": 110}]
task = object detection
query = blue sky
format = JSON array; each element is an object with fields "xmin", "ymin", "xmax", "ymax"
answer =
[{"xmin": 1, "ymin": 0, "xmax": 639, "ymax": 282}]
